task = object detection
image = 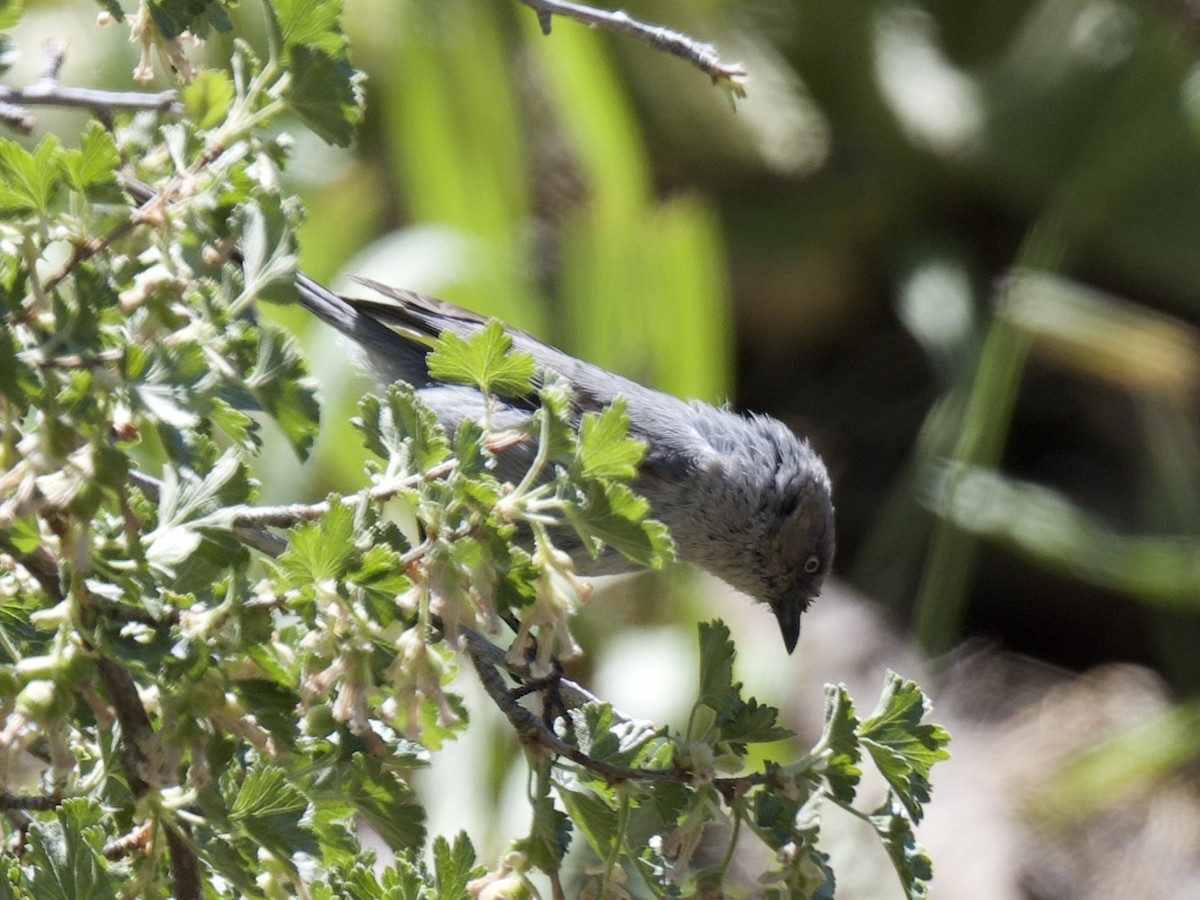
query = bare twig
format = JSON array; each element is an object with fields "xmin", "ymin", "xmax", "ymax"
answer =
[
  {"xmin": 102, "ymin": 820, "xmax": 153, "ymax": 860},
  {"xmin": 228, "ymin": 459, "xmax": 459, "ymax": 529},
  {"xmin": 0, "ymin": 101, "xmax": 35, "ymax": 134},
  {"xmin": 36, "ymin": 350, "xmax": 124, "ymax": 370},
  {"xmin": 0, "ymin": 40, "xmax": 181, "ymax": 134},
  {"xmin": 0, "ymin": 792, "xmax": 60, "ymax": 812},
  {"xmin": 515, "ymin": 0, "xmax": 748, "ymax": 92}
]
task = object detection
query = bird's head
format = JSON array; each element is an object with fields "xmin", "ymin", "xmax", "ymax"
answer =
[
  {"xmin": 701, "ymin": 414, "xmax": 835, "ymax": 654},
  {"xmin": 764, "ymin": 485, "xmax": 834, "ymax": 652}
]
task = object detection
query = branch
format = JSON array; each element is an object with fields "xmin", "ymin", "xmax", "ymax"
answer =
[
  {"xmin": 102, "ymin": 821, "xmax": 153, "ymax": 861},
  {"xmin": 223, "ymin": 459, "xmax": 458, "ymax": 529},
  {"xmin": 4, "ymin": 538, "xmax": 202, "ymax": 900},
  {"xmin": 515, "ymin": 0, "xmax": 748, "ymax": 94},
  {"xmin": 124, "ymin": 468, "xmax": 674, "ymax": 776},
  {"xmin": 0, "ymin": 40, "xmax": 181, "ymax": 134},
  {"xmin": 0, "ymin": 792, "xmax": 59, "ymax": 812},
  {"xmin": 460, "ymin": 627, "xmax": 775, "ymax": 797}
]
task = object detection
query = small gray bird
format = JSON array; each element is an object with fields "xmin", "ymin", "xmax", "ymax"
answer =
[{"xmin": 295, "ymin": 273, "xmax": 834, "ymax": 653}]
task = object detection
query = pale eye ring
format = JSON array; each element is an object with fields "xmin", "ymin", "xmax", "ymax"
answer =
[{"xmin": 803, "ymin": 554, "xmax": 821, "ymax": 574}]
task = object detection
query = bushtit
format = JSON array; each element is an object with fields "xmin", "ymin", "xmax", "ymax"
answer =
[{"xmin": 295, "ymin": 273, "xmax": 834, "ymax": 653}]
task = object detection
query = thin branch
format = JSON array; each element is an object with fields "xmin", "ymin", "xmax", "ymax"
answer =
[
  {"xmin": 0, "ymin": 792, "xmax": 60, "ymax": 812},
  {"xmin": 6, "ymin": 539, "xmax": 202, "ymax": 900},
  {"xmin": 0, "ymin": 101, "xmax": 35, "ymax": 134},
  {"xmin": 460, "ymin": 628, "xmax": 774, "ymax": 795},
  {"xmin": 0, "ymin": 40, "xmax": 181, "ymax": 135},
  {"xmin": 515, "ymin": 0, "xmax": 748, "ymax": 92},
  {"xmin": 0, "ymin": 78, "xmax": 180, "ymax": 116},
  {"xmin": 40, "ymin": 37, "xmax": 68, "ymax": 82},
  {"xmin": 36, "ymin": 350, "xmax": 124, "ymax": 370},
  {"xmin": 102, "ymin": 820, "xmax": 153, "ymax": 861},
  {"xmin": 463, "ymin": 628, "xmax": 678, "ymax": 784},
  {"xmin": 226, "ymin": 458, "xmax": 459, "ymax": 529},
  {"xmin": 92, "ymin": 657, "xmax": 199, "ymax": 899}
]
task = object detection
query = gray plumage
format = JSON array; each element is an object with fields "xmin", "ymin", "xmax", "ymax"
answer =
[{"xmin": 295, "ymin": 273, "xmax": 834, "ymax": 653}]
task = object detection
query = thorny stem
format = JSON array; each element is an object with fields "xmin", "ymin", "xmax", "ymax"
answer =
[{"xmin": 515, "ymin": 0, "xmax": 748, "ymax": 91}]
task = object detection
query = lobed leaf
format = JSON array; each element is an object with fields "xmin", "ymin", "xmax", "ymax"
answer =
[
  {"xmin": 427, "ymin": 320, "xmax": 536, "ymax": 398},
  {"xmin": 577, "ymin": 397, "xmax": 645, "ymax": 480},
  {"xmin": 857, "ymin": 672, "xmax": 951, "ymax": 823}
]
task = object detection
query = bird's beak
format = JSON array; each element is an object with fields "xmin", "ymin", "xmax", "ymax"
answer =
[{"xmin": 774, "ymin": 603, "xmax": 802, "ymax": 655}]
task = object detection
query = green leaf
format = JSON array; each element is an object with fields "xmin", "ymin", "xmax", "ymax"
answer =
[
  {"xmin": 234, "ymin": 199, "xmax": 298, "ymax": 306},
  {"xmin": 569, "ymin": 702, "xmax": 665, "ymax": 769},
  {"xmin": 695, "ymin": 620, "xmax": 737, "ymax": 718},
  {"xmin": 857, "ymin": 671, "xmax": 951, "ymax": 824},
  {"xmin": 26, "ymin": 798, "xmax": 116, "ymax": 900},
  {"xmin": 243, "ymin": 321, "xmax": 320, "ymax": 459},
  {"xmin": 432, "ymin": 832, "xmax": 483, "ymax": 899},
  {"xmin": 427, "ymin": 320, "xmax": 535, "ymax": 397},
  {"xmin": 230, "ymin": 762, "xmax": 318, "ymax": 864},
  {"xmin": 577, "ymin": 398, "xmax": 645, "ymax": 479},
  {"xmin": 690, "ymin": 622, "xmax": 791, "ymax": 753},
  {"xmin": 341, "ymin": 753, "xmax": 426, "ymax": 851},
  {"xmin": 232, "ymin": 678, "xmax": 301, "ymax": 741},
  {"xmin": 716, "ymin": 695, "xmax": 791, "ymax": 750},
  {"xmin": 869, "ymin": 793, "xmax": 934, "ymax": 900},
  {"xmin": 352, "ymin": 543, "xmax": 412, "ymax": 613},
  {"xmin": 533, "ymin": 379, "xmax": 577, "ymax": 462},
  {"xmin": 562, "ymin": 480, "xmax": 673, "ymax": 567},
  {"xmin": 755, "ymin": 789, "xmax": 834, "ymax": 898},
  {"xmin": 146, "ymin": 0, "xmax": 232, "ymax": 39},
  {"xmin": 128, "ymin": 340, "xmax": 211, "ymax": 458},
  {"xmin": 0, "ymin": 135, "xmax": 62, "ymax": 214},
  {"xmin": 286, "ymin": 45, "xmax": 363, "ymax": 147},
  {"xmin": 58, "ymin": 122, "xmax": 119, "ymax": 192},
  {"xmin": 143, "ymin": 450, "xmax": 254, "ymax": 586},
  {"xmin": 557, "ymin": 787, "xmax": 617, "ymax": 859},
  {"xmin": 279, "ymin": 497, "xmax": 357, "ymax": 587},
  {"xmin": 355, "ymin": 383, "xmax": 451, "ymax": 473},
  {"xmin": 818, "ymin": 684, "xmax": 862, "ymax": 805},
  {"xmin": 452, "ymin": 416, "xmax": 489, "ymax": 477},
  {"xmin": 275, "ymin": 0, "xmax": 348, "ymax": 55},
  {"xmin": 181, "ymin": 69, "xmax": 235, "ymax": 129},
  {"xmin": 0, "ymin": 325, "xmax": 39, "ymax": 403},
  {"xmin": 207, "ymin": 396, "xmax": 260, "ymax": 452},
  {"xmin": 0, "ymin": 1, "xmax": 24, "ymax": 31},
  {"xmin": 519, "ymin": 800, "xmax": 572, "ymax": 876}
]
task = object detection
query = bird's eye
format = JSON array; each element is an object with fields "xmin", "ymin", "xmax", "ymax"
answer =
[{"xmin": 803, "ymin": 554, "xmax": 821, "ymax": 574}]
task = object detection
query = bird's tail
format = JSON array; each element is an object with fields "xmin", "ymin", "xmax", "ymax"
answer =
[{"xmin": 294, "ymin": 272, "xmax": 432, "ymax": 387}]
